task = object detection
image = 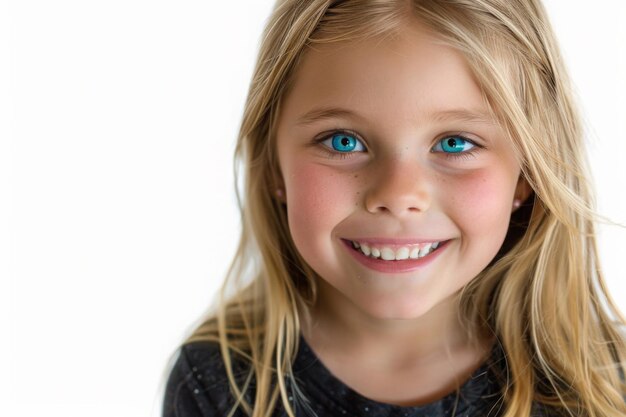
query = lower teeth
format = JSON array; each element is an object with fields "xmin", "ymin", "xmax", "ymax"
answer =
[{"xmin": 353, "ymin": 245, "xmax": 438, "ymax": 261}]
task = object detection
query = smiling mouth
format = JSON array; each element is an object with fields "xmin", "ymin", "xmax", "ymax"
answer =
[{"xmin": 344, "ymin": 239, "xmax": 448, "ymax": 261}]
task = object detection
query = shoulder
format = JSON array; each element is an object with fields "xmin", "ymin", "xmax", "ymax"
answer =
[{"xmin": 162, "ymin": 341, "xmax": 252, "ymax": 417}]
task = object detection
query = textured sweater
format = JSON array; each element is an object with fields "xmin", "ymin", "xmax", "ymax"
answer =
[{"xmin": 163, "ymin": 334, "xmax": 554, "ymax": 417}]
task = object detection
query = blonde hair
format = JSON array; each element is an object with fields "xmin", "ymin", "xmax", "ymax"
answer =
[{"xmin": 178, "ymin": 1, "xmax": 626, "ymax": 416}]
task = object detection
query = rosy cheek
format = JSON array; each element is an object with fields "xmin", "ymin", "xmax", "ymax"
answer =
[
  {"xmin": 444, "ymin": 168, "xmax": 514, "ymax": 235},
  {"xmin": 284, "ymin": 162, "xmax": 354, "ymax": 241}
]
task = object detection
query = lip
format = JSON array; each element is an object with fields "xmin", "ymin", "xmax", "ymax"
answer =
[{"xmin": 341, "ymin": 238, "xmax": 450, "ymax": 274}]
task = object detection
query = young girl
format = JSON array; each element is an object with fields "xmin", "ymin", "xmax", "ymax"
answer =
[{"xmin": 162, "ymin": 1, "xmax": 626, "ymax": 416}]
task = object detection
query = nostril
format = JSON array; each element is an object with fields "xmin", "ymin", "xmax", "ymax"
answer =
[
  {"xmin": 364, "ymin": 197, "xmax": 428, "ymax": 216},
  {"xmin": 363, "ymin": 173, "xmax": 431, "ymax": 215}
]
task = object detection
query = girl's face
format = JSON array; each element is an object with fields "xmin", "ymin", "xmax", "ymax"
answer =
[{"xmin": 276, "ymin": 23, "xmax": 527, "ymax": 321}]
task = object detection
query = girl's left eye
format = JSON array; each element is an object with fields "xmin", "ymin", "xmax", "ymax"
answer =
[
  {"xmin": 431, "ymin": 135, "xmax": 476, "ymax": 154},
  {"xmin": 320, "ymin": 132, "xmax": 366, "ymax": 154}
]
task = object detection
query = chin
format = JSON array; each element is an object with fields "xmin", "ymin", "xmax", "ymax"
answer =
[{"xmin": 360, "ymin": 298, "xmax": 438, "ymax": 321}]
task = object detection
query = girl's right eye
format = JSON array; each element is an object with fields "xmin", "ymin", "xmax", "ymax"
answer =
[{"xmin": 319, "ymin": 132, "xmax": 366, "ymax": 155}]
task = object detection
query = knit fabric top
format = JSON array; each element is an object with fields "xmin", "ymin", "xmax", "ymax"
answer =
[{"xmin": 163, "ymin": 334, "xmax": 553, "ymax": 417}]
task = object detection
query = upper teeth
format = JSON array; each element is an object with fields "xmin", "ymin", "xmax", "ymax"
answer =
[{"xmin": 351, "ymin": 241, "xmax": 441, "ymax": 260}]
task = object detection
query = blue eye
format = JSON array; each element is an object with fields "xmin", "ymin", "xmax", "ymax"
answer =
[
  {"xmin": 432, "ymin": 136, "xmax": 476, "ymax": 153},
  {"xmin": 322, "ymin": 132, "xmax": 366, "ymax": 153}
]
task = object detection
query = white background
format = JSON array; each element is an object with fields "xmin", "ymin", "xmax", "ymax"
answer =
[{"xmin": 3, "ymin": 1, "xmax": 625, "ymax": 416}]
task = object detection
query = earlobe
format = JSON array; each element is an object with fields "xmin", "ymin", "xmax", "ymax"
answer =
[
  {"xmin": 512, "ymin": 175, "xmax": 533, "ymax": 211},
  {"xmin": 275, "ymin": 188, "xmax": 286, "ymax": 202},
  {"xmin": 273, "ymin": 174, "xmax": 287, "ymax": 204}
]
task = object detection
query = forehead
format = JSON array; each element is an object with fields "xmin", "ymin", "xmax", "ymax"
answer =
[{"xmin": 279, "ymin": 22, "xmax": 492, "ymax": 129}]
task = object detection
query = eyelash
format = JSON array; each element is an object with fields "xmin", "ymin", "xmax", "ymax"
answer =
[
  {"xmin": 314, "ymin": 129, "xmax": 363, "ymax": 160},
  {"xmin": 437, "ymin": 137, "xmax": 481, "ymax": 161},
  {"xmin": 314, "ymin": 130, "xmax": 482, "ymax": 161}
]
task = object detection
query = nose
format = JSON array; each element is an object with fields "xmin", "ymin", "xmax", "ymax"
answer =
[{"xmin": 364, "ymin": 158, "xmax": 431, "ymax": 216}]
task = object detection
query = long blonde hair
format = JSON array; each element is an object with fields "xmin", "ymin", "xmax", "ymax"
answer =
[{"xmin": 179, "ymin": 1, "xmax": 626, "ymax": 416}]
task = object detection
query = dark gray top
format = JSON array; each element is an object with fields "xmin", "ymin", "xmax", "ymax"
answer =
[{"xmin": 162, "ymin": 334, "xmax": 554, "ymax": 417}]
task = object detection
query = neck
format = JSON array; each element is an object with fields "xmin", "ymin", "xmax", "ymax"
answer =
[{"xmin": 300, "ymin": 279, "xmax": 491, "ymax": 371}]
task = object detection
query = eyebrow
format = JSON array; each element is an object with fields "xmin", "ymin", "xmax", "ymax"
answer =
[
  {"xmin": 295, "ymin": 106, "xmax": 496, "ymax": 126},
  {"xmin": 431, "ymin": 108, "xmax": 496, "ymax": 125},
  {"xmin": 296, "ymin": 107, "xmax": 366, "ymax": 126}
]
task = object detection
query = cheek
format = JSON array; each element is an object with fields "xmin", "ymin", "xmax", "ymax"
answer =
[
  {"xmin": 444, "ymin": 168, "xmax": 516, "ymax": 240},
  {"xmin": 284, "ymin": 162, "xmax": 355, "ymax": 241}
]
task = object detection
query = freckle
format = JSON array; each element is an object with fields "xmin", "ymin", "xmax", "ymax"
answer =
[{"xmin": 354, "ymin": 174, "xmax": 359, "ymax": 178}]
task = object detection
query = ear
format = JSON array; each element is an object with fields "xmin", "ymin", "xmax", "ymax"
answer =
[
  {"xmin": 273, "ymin": 172, "xmax": 287, "ymax": 204},
  {"xmin": 513, "ymin": 174, "xmax": 533, "ymax": 211}
]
